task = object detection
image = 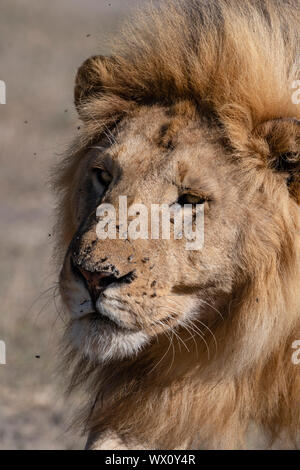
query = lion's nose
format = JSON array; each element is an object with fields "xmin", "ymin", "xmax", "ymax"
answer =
[
  {"xmin": 78, "ymin": 267, "xmax": 118, "ymax": 298},
  {"xmin": 71, "ymin": 258, "xmax": 136, "ymax": 303},
  {"xmin": 71, "ymin": 260, "xmax": 118, "ymax": 303}
]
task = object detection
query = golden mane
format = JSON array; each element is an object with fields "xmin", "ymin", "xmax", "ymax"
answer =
[
  {"xmin": 57, "ymin": 0, "xmax": 300, "ymax": 449},
  {"xmin": 75, "ymin": 0, "xmax": 300, "ymax": 145}
]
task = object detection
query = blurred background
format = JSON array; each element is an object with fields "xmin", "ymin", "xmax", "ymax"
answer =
[{"xmin": 0, "ymin": 0, "xmax": 142, "ymax": 450}]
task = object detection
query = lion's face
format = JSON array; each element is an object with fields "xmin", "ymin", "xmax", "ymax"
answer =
[
  {"xmin": 55, "ymin": 1, "xmax": 300, "ymax": 449},
  {"xmin": 59, "ymin": 102, "xmax": 278, "ymax": 363}
]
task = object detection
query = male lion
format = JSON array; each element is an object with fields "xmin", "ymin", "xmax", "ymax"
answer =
[{"xmin": 56, "ymin": 0, "xmax": 300, "ymax": 449}]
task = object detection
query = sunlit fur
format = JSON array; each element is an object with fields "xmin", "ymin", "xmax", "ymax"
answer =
[{"xmin": 54, "ymin": 0, "xmax": 300, "ymax": 449}]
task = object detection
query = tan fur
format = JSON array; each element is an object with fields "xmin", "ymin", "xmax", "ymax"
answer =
[{"xmin": 54, "ymin": 0, "xmax": 300, "ymax": 449}]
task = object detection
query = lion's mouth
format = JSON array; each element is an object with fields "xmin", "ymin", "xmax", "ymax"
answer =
[
  {"xmin": 78, "ymin": 310, "xmax": 119, "ymax": 328},
  {"xmin": 77, "ymin": 301, "xmax": 137, "ymax": 332}
]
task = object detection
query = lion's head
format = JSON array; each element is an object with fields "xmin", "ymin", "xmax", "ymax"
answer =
[{"xmin": 56, "ymin": 0, "xmax": 300, "ymax": 449}]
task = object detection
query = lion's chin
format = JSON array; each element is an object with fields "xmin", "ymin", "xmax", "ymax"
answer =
[{"xmin": 69, "ymin": 316, "xmax": 149, "ymax": 363}]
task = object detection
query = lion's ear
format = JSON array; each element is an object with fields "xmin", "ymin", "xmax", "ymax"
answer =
[
  {"xmin": 253, "ymin": 118, "xmax": 300, "ymax": 203},
  {"xmin": 74, "ymin": 55, "xmax": 117, "ymax": 111}
]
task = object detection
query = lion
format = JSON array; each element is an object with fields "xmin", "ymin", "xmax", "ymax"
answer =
[{"xmin": 55, "ymin": 0, "xmax": 300, "ymax": 450}]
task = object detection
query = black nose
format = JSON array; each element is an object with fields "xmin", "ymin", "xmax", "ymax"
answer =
[
  {"xmin": 71, "ymin": 259, "xmax": 136, "ymax": 304},
  {"xmin": 75, "ymin": 266, "xmax": 118, "ymax": 302}
]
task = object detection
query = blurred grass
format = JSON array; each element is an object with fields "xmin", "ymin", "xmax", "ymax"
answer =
[{"xmin": 0, "ymin": 0, "xmax": 141, "ymax": 450}]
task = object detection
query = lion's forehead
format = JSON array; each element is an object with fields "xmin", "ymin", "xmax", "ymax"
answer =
[{"xmin": 103, "ymin": 105, "xmax": 231, "ymax": 195}]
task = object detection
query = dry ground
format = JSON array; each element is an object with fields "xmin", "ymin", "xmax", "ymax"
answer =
[{"xmin": 0, "ymin": 0, "xmax": 141, "ymax": 450}]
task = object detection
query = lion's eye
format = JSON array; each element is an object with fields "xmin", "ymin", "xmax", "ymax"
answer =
[
  {"xmin": 92, "ymin": 168, "xmax": 113, "ymax": 189},
  {"xmin": 177, "ymin": 193, "xmax": 206, "ymax": 206}
]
